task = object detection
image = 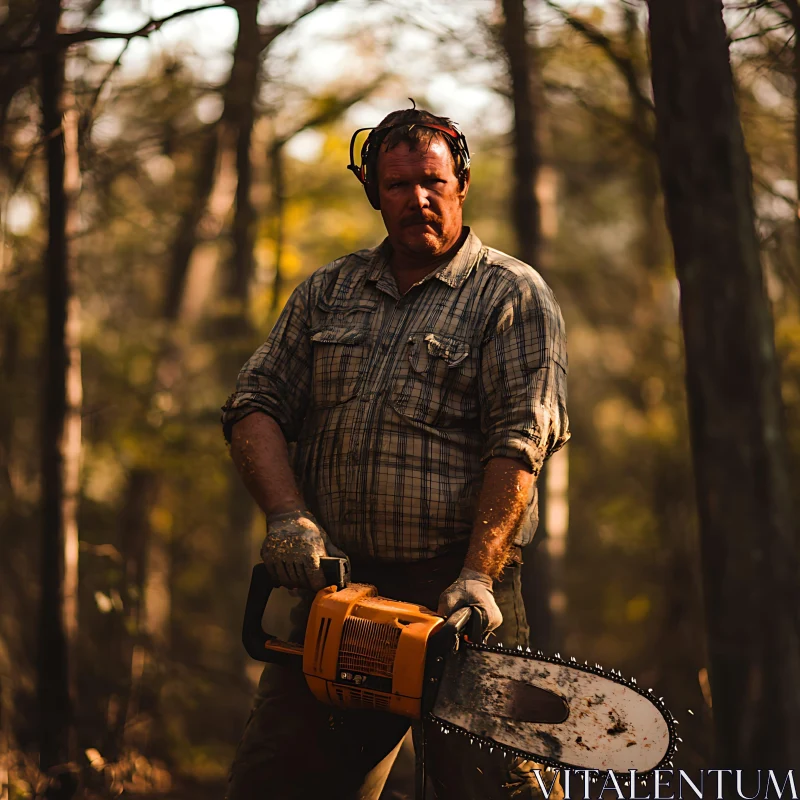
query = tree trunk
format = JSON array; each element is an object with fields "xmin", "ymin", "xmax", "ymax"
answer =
[
  {"xmin": 38, "ymin": 0, "xmax": 81, "ymax": 780},
  {"xmin": 270, "ymin": 139, "xmax": 285, "ymax": 314},
  {"xmin": 124, "ymin": 0, "xmax": 257, "ymax": 652},
  {"xmin": 61, "ymin": 98, "xmax": 82, "ymax": 750},
  {"xmin": 788, "ymin": 2, "xmax": 800, "ymax": 261},
  {"xmin": 500, "ymin": 0, "xmax": 560, "ymax": 651},
  {"xmin": 110, "ymin": 2, "xmax": 264, "ymax": 744},
  {"xmin": 501, "ymin": 0, "xmax": 543, "ymax": 271},
  {"xmin": 647, "ymin": 0, "xmax": 800, "ymax": 768},
  {"xmin": 219, "ymin": 0, "xmax": 263, "ymax": 680},
  {"xmin": 225, "ymin": 0, "xmax": 260, "ymax": 302},
  {"xmin": 162, "ymin": 124, "xmax": 222, "ymax": 321},
  {"xmin": 108, "ymin": 469, "xmax": 156, "ymax": 755},
  {"xmin": 622, "ymin": 2, "xmax": 660, "ymax": 276}
]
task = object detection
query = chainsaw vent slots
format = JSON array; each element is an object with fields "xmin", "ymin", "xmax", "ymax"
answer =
[
  {"xmin": 298, "ymin": 583, "xmax": 445, "ymax": 718},
  {"xmin": 338, "ymin": 617, "xmax": 401, "ymax": 678},
  {"xmin": 313, "ymin": 616, "xmax": 332, "ymax": 673},
  {"xmin": 333, "ymin": 686, "xmax": 391, "ymax": 711}
]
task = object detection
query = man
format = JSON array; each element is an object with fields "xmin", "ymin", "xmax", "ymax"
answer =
[{"xmin": 221, "ymin": 106, "xmax": 569, "ymax": 799}]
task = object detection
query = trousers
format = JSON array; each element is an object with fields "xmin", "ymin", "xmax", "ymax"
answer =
[{"xmin": 226, "ymin": 549, "xmax": 564, "ymax": 800}]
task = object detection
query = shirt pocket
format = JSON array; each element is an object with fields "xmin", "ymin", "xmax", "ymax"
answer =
[
  {"xmin": 310, "ymin": 326, "xmax": 370, "ymax": 408},
  {"xmin": 392, "ymin": 332, "xmax": 478, "ymax": 427},
  {"xmin": 316, "ymin": 295, "xmax": 378, "ymax": 318}
]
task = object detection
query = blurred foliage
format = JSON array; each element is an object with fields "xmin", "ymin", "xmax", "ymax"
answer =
[{"xmin": 1, "ymin": 0, "xmax": 799, "ymax": 795}]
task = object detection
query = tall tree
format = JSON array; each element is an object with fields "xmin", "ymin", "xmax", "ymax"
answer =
[
  {"xmin": 38, "ymin": 0, "xmax": 81, "ymax": 785},
  {"xmin": 499, "ymin": 0, "xmax": 557, "ymax": 651},
  {"xmin": 217, "ymin": 0, "xmax": 265, "ymax": 681},
  {"xmin": 502, "ymin": 0, "xmax": 544, "ymax": 269},
  {"xmin": 114, "ymin": 0, "xmax": 342, "ymax": 722},
  {"xmin": 647, "ymin": 0, "xmax": 800, "ymax": 768},
  {"xmin": 269, "ymin": 137, "xmax": 286, "ymax": 314}
]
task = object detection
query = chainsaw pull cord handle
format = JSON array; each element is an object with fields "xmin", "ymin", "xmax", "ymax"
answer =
[{"xmin": 242, "ymin": 558, "xmax": 348, "ymax": 665}]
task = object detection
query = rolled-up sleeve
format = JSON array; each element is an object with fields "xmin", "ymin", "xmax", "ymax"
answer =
[
  {"xmin": 478, "ymin": 273, "xmax": 570, "ymax": 475},
  {"xmin": 221, "ymin": 282, "xmax": 312, "ymax": 444}
]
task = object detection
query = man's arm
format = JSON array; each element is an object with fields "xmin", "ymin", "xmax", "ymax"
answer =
[
  {"xmin": 221, "ymin": 280, "xmax": 312, "ymax": 446},
  {"xmin": 437, "ymin": 457, "xmax": 532, "ymax": 633},
  {"xmin": 438, "ymin": 269, "xmax": 569, "ymax": 632},
  {"xmin": 464, "ymin": 456, "xmax": 534, "ymax": 579},
  {"xmin": 229, "ymin": 412, "xmax": 304, "ymax": 516},
  {"xmin": 221, "ymin": 279, "xmax": 349, "ymax": 590},
  {"xmin": 229, "ymin": 410, "xmax": 348, "ymax": 590}
]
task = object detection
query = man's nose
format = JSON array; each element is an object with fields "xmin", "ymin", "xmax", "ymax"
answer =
[{"xmin": 410, "ymin": 184, "xmax": 430, "ymax": 208}]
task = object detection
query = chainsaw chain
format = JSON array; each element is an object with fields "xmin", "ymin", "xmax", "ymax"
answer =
[{"xmin": 427, "ymin": 640, "xmax": 680, "ymax": 778}]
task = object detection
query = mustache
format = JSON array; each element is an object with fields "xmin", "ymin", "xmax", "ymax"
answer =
[{"xmin": 401, "ymin": 213, "xmax": 441, "ymax": 229}]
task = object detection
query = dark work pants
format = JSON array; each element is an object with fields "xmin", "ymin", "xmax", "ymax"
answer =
[{"xmin": 226, "ymin": 550, "xmax": 564, "ymax": 800}]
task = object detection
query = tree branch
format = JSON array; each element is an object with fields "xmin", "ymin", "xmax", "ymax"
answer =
[
  {"xmin": 271, "ymin": 76, "xmax": 387, "ymax": 147},
  {"xmin": 753, "ymin": 172, "xmax": 797, "ymax": 208},
  {"xmin": 730, "ymin": 22, "xmax": 793, "ymax": 43},
  {"xmin": 544, "ymin": 79, "xmax": 655, "ymax": 151},
  {"xmin": 86, "ymin": 39, "xmax": 132, "ymax": 123},
  {"xmin": 0, "ymin": 3, "xmax": 230, "ymax": 55},
  {"xmin": 545, "ymin": 0, "xmax": 654, "ymax": 117},
  {"xmin": 258, "ymin": 0, "xmax": 337, "ymax": 49},
  {"xmin": 730, "ymin": 0, "xmax": 791, "ymax": 21},
  {"xmin": 783, "ymin": 0, "xmax": 800, "ymax": 19}
]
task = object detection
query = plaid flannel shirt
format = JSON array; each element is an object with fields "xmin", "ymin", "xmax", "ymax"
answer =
[{"xmin": 221, "ymin": 229, "xmax": 569, "ymax": 562}]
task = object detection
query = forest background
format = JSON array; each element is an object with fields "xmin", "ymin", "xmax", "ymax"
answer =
[{"xmin": 1, "ymin": 0, "xmax": 800, "ymax": 797}]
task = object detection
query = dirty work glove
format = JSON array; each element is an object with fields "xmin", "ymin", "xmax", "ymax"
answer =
[
  {"xmin": 261, "ymin": 510, "xmax": 349, "ymax": 591},
  {"xmin": 437, "ymin": 567, "xmax": 503, "ymax": 634}
]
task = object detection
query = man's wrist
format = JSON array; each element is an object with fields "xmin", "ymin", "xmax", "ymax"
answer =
[
  {"xmin": 463, "ymin": 549, "xmax": 499, "ymax": 579},
  {"xmin": 266, "ymin": 505, "xmax": 310, "ymax": 523},
  {"xmin": 458, "ymin": 567, "xmax": 493, "ymax": 588}
]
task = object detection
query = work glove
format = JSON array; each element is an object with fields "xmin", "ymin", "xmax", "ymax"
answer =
[
  {"xmin": 437, "ymin": 567, "xmax": 503, "ymax": 635},
  {"xmin": 261, "ymin": 509, "xmax": 349, "ymax": 591}
]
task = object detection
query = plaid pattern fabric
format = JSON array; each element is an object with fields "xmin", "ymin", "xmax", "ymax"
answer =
[{"xmin": 221, "ymin": 230, "xmax": 569, "ymax": 562}]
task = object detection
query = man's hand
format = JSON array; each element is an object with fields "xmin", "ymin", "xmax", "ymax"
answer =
[
  {"xmin": 437, "ymin": 567, "xmax": 502, "ymax": 634},
  {"xmin": 261, "ymin": 510, "xmax": 349, "ymax": 591}
]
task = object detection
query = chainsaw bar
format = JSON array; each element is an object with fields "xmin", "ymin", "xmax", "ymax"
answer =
[{"xmin": 428, "ymin": 640, "xmax": 679, "ymax": 776}]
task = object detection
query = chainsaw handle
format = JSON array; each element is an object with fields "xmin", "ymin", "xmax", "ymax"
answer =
[
  {"xmin": 242, "ymin": 563, "xmax": 304, "ymax": 666},
  {"xmin": 444, "ymin": 606, "xmax": 472, "ymax": 636},
  {"xmin": 242, "ymin": 559, "xmax": 348, "ymax": 665}
]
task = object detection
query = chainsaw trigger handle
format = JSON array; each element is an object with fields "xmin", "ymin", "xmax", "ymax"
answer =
[
  {"xmin": 446, "ymin": 607, "xmax": 472, "ymax": 637},
  {"xmin": 242, "ymin": 564, "xmax": 303, "ymax": 666}
]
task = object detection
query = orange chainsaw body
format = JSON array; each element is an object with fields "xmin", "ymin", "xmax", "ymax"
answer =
[{"xmin": 302, "ymin": 583, "xmax": 444, "ymax": 718}]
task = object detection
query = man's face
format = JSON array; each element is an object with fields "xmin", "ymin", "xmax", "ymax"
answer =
[{"xmin": 376, "ymin": 137, "xmax": 469, "ymax": 262}]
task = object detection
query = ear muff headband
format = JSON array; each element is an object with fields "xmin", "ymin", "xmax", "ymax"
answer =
[{"xmin": 347, "ymin": 122, "xmax": 471, "ymax": 210}]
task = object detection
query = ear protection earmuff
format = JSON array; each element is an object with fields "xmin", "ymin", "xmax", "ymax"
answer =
[{"xmin": 347, "ymin": 121, "xmax": 471, "ymax": 210}]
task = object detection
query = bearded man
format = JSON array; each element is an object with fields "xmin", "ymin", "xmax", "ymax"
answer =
[{"xmin": 221, "ymin": 106, "xmax": 569, "ymax": 800}]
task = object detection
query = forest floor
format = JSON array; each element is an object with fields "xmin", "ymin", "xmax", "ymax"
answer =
[{"xmin": 148, "ymin": 734, "xmax": 416, "ymax": 800}]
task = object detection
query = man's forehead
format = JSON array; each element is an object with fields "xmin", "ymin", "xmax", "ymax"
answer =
[{"xmin": 378, "ymin": 139, "xmax": 455, "ymax": 174}]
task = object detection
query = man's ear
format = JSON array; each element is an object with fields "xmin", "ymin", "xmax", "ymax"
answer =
[{"xmin": 458, "ymin": 169, "xmax": 471, "ymax": 204}]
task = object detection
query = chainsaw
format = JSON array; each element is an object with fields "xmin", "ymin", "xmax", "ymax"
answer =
[{"xmin": 242, "ymin": 557, "xmax": 677, "ymax": 778}]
